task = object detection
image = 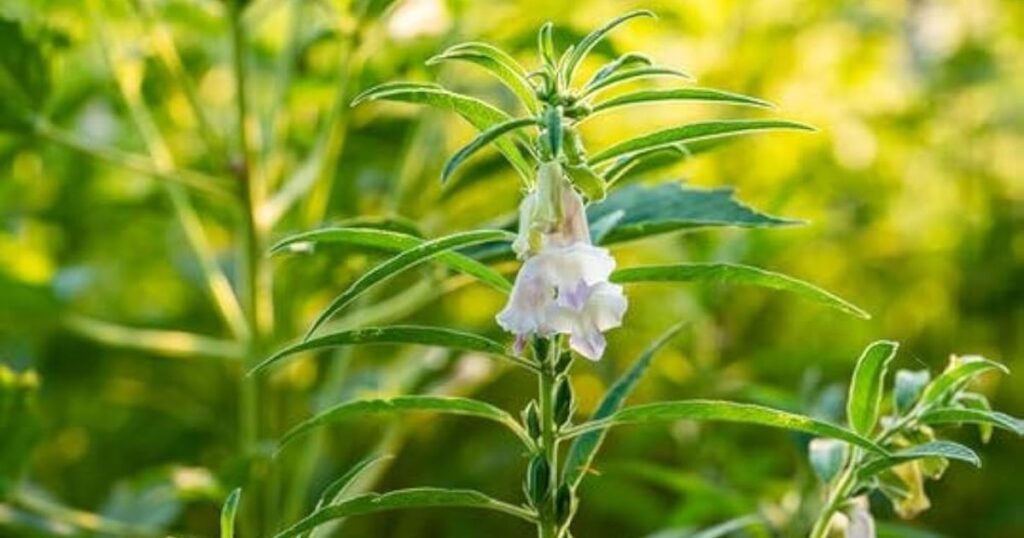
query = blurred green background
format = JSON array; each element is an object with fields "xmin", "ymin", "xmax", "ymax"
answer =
[{"xmin": 1, "ymin": 0, "xmax": 1022, "ymax": 536}]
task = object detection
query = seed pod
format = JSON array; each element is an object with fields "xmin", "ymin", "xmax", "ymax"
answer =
[
  {"xmin": 526, "ymin": 454, "xmax": 551, "ymax": 507},
  {"xmin": 544, "ymin": 105, "xmax": 563, "ymax": 157},
  {"xmin": 553, "ymin": 377, "xmax": 574, "ymax": 427},
  {"xmin": 522, "ymin": 401, "xmax": 542, "ymax": 440},
  {"xmin": 554, "ymin": 484, "xmax": 575, "ymax": 525}
]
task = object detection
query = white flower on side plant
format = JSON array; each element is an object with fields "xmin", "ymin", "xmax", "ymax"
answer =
[{"xmin": 497, "ymin": 162, "xmax": 627, "ymax": 360}]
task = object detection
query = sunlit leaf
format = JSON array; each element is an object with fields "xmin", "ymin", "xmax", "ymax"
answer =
[
  {"xmin": 270, "ymin": 227, "xmax": 511, "ymax": 293},
  {"xmin": 563, "ymin": 400, "xmax": 885, "ymax": 454},
  {"xmin": 586, "ymin": 88, "xmax": 772, "ymax": 120},
  {"xmin": 428, "ymin": 42, "xmax": 538, "ymax": 112},
  {"xmin": 278, "ymin": 396, "xmax": 528, "ymax": 450},
  {"xmin": 273, "ymin": 488, "xmax": 536, "ymax": 537},
  {"xmin": 857, "ymin": 441, "xmax": 979, "ymax": 480},
  {"xmin": 847, "ymin": 341, "xmax": 900, "ymax": 434},
  {"xmin": 442, "ymin": 117, "xmax": 538, "ymax": 183},
  {"xmin": 589, "ymin": 120, "xmax": 814, "ymax": 165},
  {"xmin": 918, "ymin": 356, "xmax": 1009, "ymax": 408},
  {"xmin": 581, "ymin": 66, "xmax": 693, "ymax": 97},
  {"xmin": 220, "ymin": 488, "xmax": 241, "ymax": 538},
  {"xmin": 584, "ymin": 52, "xmax": 652, "ymax": 89},
  {"xmin": 563, "ymin": 322, "xmax": 687, "ymax": 487},
  {"xmin": 304, "ymin": 230, "xmax": 515, "ymax": 339},
  {"xmin": 919, "ymin": 408, "xmax": 1024, "ymax": 436},
  {"xmin": 611, "ymin": 263, "xmax": 869, "ymax": 319},
  {"xmin": 563, "ymin": 10, "xmax": 656, "ymax": 86},
  {"xmin": 250, "ymin": 326, "xmax": 515, "ymax": 376}
]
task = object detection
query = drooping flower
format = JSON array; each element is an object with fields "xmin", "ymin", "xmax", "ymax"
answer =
[
  {"xmin": 498, "ymin": 162, "xmax": 627, "ymax": 360},
  {"xmin": 844, "ymin": 496, "xmax": 876, "ymax": 538}
]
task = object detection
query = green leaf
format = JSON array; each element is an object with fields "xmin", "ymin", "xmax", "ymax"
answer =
[
  {"xmin": 443, "ymin": 118, "xmax": 537, "ymax": 182},
  {"xmin": 956, "ymin": 393, "xmax": 994, "ymax": 443},
  {"xmin": 428, "ymin": 42, "xmax": 538, "ymax": 113},
  {"xmin": 271, "ymin": 227, "xmax": 511, "ymax": 293},
  {"xmin": 0, "ymin": 18, "xmax": 50, "ymax": 131},
  {"xmin": 584, "ymin": 52, "xmax": 653, "ymax": 88},
  {"xmin": 564, "ymin": 400, "xmax": 885, "ymax": 454},
  {"xmin": 350, "ymin": 82, "xmax": 533, "ymax": 180},
  {"xmin": 538, "ymin": 22, "xmax": 556, "ymax": 68},
  {"xmin": 857, "ymin": 441, "xmax": 980, "ymax": 480},
  {"xmin": 563, "ymin": 10, "xmax": 656, "ymax": 86},
  {"xmin": 304, "ymin": 229, "xmax": 515, "ymax": 338},
  {"xmin": 611, "ymin": 263, "xmax": 870, "ymax": 319},
  {"xmin": 587, "ymin": 183, "xmax": 801, "ymax": 244},
  {"xmin": 918, "ymin": 355, "xmax": 1009, "ymax": 408},
  {"xmin": 563, "ymin": 322, "xmax": 688, "ymax": 488},
  {"xmin": 274, "ymin": 488, "xmax": 534, "ymax": 538},
  {"xmin": 894, "ymin": 369, "xmax": 931, "ymax": 415},
  {"xmin": 278, "ymin": 396, "xmax": 528, "ymax": 451},
  {"xmin": 251, "ymin": 326, "xmax": 516, "ymax": 376},
  {"xmin": 581, "ymin": 66, "xmax": 693, "ymax": 97},
  {"xmin": 808, "ymin": 438, "xmax": 847, "ymax": 482},
  {"xmin": 313, "ymin": 455, "xmax": 392, "ymax": 511},
  {"xmin": 586, "ymin": 88, "xmax": 773, "ymax": 120},
  {"xmin": 566, "ymin": 163, "xmax": 607, "ymax": 201},
  {"xmin": 918, "ymin": 408, "xmax": 1024, "ymax": 436},
  {"xmin": 847, "ymin": 340, "xmax": 900, "ymax": 435},
  {"xmin": 220, "ymin": 488, "xmax": 241, "ymax": 538},
  {"xmin": 589, "ymin": 120, "xmax": 815, "ymax": 165}
]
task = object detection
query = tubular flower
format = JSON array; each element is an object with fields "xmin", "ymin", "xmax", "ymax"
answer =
[{"xmin": 498, "ymin": 162, "xmax": 627, "ymax": 360}]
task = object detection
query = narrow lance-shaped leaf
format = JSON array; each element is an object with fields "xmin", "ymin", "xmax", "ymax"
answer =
[
  {"xmin": 585, "ymin": 88, "xmax": 773, "ymax": 121},
  {"xmin": 442, "ymin": 118, "xmax": 538, "ymax": 183},
  {"xmin": 918, "ymin": 355, "xmax": 1009, "ymax": 408},
  {"xmin": 305, "ymin": 229, "xmax": 515, "ymax": 339},
  {"xmin": 584, "ymin": 52, "xmax": 652, "ymax": 88},
  {"xmin": 250, "ymin": 326, "xmax": 517, "ymax": 376},
  {"xmin": 277, "ymin": 396, "xmax": 529, "ymax": 451},
  {"xmin": 847, "ymin": 340, "xmax": 900, "ymax": 435},
  {"xmin": 857, "ymin": 441, "xmax": 980, "ymax": 480},
  {"xmin": 589, "ymin": 119, "xmax": 815, "ymax": 165},
  {"xmin": 270, "ymin": 227, "xmax": 511, "ymax": 293},
  {"xmin": 220, "ymin": 488, "xmax": 241, "ymax": 538},
  {"xmin": 351, "ymin": 83, "xmax": 533, "ymax": 180},
  {"xmin": 580, "ymin": 66, "xmax": 693, "ymax": 98},
  {"xmin": 428, "ymin": 42, "xmax": 538, "ymax": 112},
  {"xmin": 273, "ymin": 488, "xmax": 536, "ymax": 538},
  {"xmin": 563, "ymin": 322, "xmax": 688, "ymax": 487},
  {"xmin": 611, "ymin": 263, "xmax": 870, "ymax": 319},
  {"xmin": 563, "ymin": 10, "xmax": 656, "ymax": 86},
  {"xmin": 563, "ymin": 400, "xmax": 885, "ymax": 454},
  {"xmin": 300, "ymin": 455, "xmax": 393, "ymax": 538},
  {"xmin": 919, "ymin": 408, "xmax": 1024, "ymax": 436}
]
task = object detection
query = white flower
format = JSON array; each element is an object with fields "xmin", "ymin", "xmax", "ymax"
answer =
[
  {"xmin": 498, "ymin": 162, "xmax": 627, "ymax": 361},
  {"xmin": 387, "ymin": 0, "xmax": 450, "ymax": 41},
  {"xmin": 845, "ymin": 496, "xmax": 876, "ymax": 538}
]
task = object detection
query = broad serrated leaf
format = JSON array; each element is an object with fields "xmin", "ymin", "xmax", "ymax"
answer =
[
  {"xmin": 304, "ymin": 230, "xmax": 515, "ymax": 338},
  {"xmin": 273, "ymin": 488, "xmax": 535, "ymax": 538},
  {"xmin": 581, "ymin": 66, "xmax": 693, "ymax": 97},
  {"xmin": 563, "ymin": 10, "xmax": 656, "ymax": 86},
  {"xmin": 443, "ymin": 117, "xmax": 537, "ymax": 182},
  {"xmin": 847, "ymin": 340, "xmax": 900, "ymax": 435},
  {"xmin": 220, "ymin": 488, "xmax": 241, "ymax": 538},
  {"xmin": 918, "ymin": 355, "xmax": 1009, "ymax": 408},
  {"xmin": 586, "ymin": 88, "xmax": 773, "ymax": 120},
  {"xmin": 278, "ymin": 396, "xmax": 526, "ymax": 450},
  {"xmin": 564, "ymin": 400, "xmax": 884, "ymax": 454},
  {"xmin": 587, "ymin": 183, "xmax": 801, "ymax": 244},
  {"xmin": 0, "ymin": 18, "xmax": 50, "ymax": 130},
  {"xmin": 563, "ymin": 322, "xmax": 687, "ymax": 487},
  {"xmin": 271, "ymin": 227, "xmax": 511, "ymax": 293},
  {"xmin": 250, "ymin": 326, "xmax": 514, "ymax": 376},
  {"xmin": 589, "ymin": 120, "xmax": 814, "ymax": 165},
  {"xmin": 611, "ymin": 263, "xmax": 869, "ymax": 319},
  {"xmin": 919, "ymin": 408, "xmax": 1024, "ymax": 436},
  {"xmin": 857, "ymin": 441, "xmax": 980, "ymax": 480},
  {"xmin": 351, "ymin": 82, "xmax": 533, "ymax": 180},
  {"xmin": 428, "ymin": 42, "xmax": 538, "ymax": 112}
]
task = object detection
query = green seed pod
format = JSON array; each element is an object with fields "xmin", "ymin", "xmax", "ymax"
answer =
[
  {"xmin": 553, "ymin": 351, "xmax": 573, "ymax": 376},
  {"xmin": 553, "ymin": 377, "xmax": 574, "ymax": 427},
  {"xmin": 554, "ymin": 484, "xmax": 575, "ymax": 525},
  {"xmin": 526, "ymin": 454, "xmax": 551, "ymax": 507},
  {"xmin": 522, "ymin": 401, "xmax": 542, "ymax": 441},
  {"xmin": 544, "ymin": 105, "xmax": 563, "ymax": 157}
]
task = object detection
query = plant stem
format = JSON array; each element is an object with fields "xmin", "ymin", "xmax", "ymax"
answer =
[
  {"xmin": 808, "ymin": 449, "xmax": 860, "ymax": 538},
  {"xmin": 536, "ymin": 342, "xmax": 559, "ymax": 538}
]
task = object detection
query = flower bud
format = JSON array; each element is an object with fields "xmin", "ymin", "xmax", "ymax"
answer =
[
  {"xmin": 525, "ymin": 454, "xmax": 551, "ymax": 507},
  {"xmin": 554, "ymin": 484, "xmax": 575, "ymax": 526},
  {"xmin": 808, "ymin": 438, "xmax": 847, "ymax": 482},
  {"xmin": 553, "ymin": 377, "xmax": 574, "ymax": 427},
  {"xmin": 553, "ymin": 351, "xmax": 573, "ymax": 375},
  {"xmin": 522, "ymin": 401, "xmax": 542, "ymax": 441}
]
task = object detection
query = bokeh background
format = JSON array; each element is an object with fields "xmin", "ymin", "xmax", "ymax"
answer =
[{"xmin": 1, "ymin": 0, "xmax": 1022, "ymax": 536}]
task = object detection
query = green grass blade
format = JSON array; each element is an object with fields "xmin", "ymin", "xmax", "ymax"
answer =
[
  {"xmin": 304, "ymin": 230, "xmax": 515, "ymax": 338},
  {"xmin": 428, "ymin": 42, "xmax": 538, "ymax": 112},
  {"xmin": 611, "ymin": 263, "xmax": 870, "ymax": 319},
  {"xmin": 589, "ymin": 120, "xmax": 815, "ymax": 165},
  {"xmin": 563, "ymin": 400, "xmax": 885, "ymax": 454},
  {"xmin": 857, "ymin": 441, "xmax": 980, "ymax": 480},
  {"xmin": 563, "ymin": 322, "xmax": 688, "ymax": 487},
  {"xmin": 919, "ymin": 408, "xmax": 1024, "ymax": 436},
  {"xmin": 273, "ymin": 488, "xmax": 536, "ymax": 537},
  {"xmin": 250, "ymin": 326, "xmax": 517, "ymax": 376},
  {"xmin": 563, "ymin": 10, "xmax": 656, "ymax": 86},
  {"xmin": 586, "ymin": 88, "xmax": 773, "ymax": 120},
  {"xmin": 220, "ymin": 488, "xmax": 241, "ymax": 538},
  {"xmin": 271, "ymin": 227, "xmax": 511, "ymax": 293},
  {"xmin": 278, "ymin": 396, "xmax": 528, "ymax": 451},
  {"xmin": 847, "ymin": 340, "xmax": 900, "ymax": 435},
  {"xmin": 351, "ymin": 82, "xmax": 533, "ymax": 181},
  {"xmin": 442, "ymin": 117, "xmax": 537, "ymax": 183}
]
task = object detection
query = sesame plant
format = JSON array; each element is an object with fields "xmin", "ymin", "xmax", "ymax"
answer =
[{"xmin": 247, "ymin": 10, "xmax": 1022, "ymax": 538}]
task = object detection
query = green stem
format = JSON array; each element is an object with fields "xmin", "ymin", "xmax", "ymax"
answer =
[{"xmin": 536, "ymin": 343, "xmax": 559, "ymax": 538}]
